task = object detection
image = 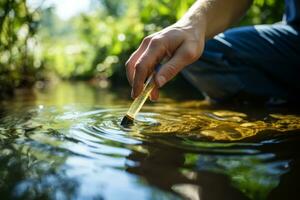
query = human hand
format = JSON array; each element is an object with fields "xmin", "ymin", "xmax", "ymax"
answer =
[{"xmin": 125, "ymin": 22, "xmax": 205, "ymax": 101}]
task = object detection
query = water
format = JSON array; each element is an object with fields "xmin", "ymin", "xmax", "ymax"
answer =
[{"xmin": 0, "ymin": 81, "xmax": 300, "ymax": 200}]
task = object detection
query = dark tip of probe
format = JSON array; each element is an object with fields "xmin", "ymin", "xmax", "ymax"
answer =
[{"xmin": 120, "ymin": 115, "xmax": 134, "ymax": 127}]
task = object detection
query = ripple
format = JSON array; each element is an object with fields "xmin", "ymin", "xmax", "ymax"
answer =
[
  {"xmin": 1, "ymin": 104, "xmax": 300, "ymax": 200},
  {"xmin": 4, "ymin": 105, "xmax": 300, "ymax": 156},
  {"xmin": 83, "ymin": 107, "xmax": 299, "ymax": 140},
  {"xmin": 52, "ymin": 106, "xmax": 300, "ymax": 155}
]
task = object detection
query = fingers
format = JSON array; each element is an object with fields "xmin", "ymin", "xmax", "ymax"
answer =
[
  {"xmin": 155, "ymin": 42, "xmax": 200, "ymax": 87},
  {"xmin": 131, "ymin": 37, "xmax": 166, "ymax": 98},
  {"xmin": 150, "ymin": 87, "xmax": 159, "ymax": 101},
  {"xmin": 125, "ymin": 35, "xmax": 153, "ymax": 86},
  {"xmin": 126, "ymin": 27, "xmax": 202, "ymax": 100},
  {"xmin": 132, "ymin": 58, "xmax": 149, "ymax": 98}
]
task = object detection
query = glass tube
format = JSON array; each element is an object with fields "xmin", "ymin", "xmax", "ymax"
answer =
[{"xmin": 125, "ymin": 73, "xmax": 155, "ymax": 119}]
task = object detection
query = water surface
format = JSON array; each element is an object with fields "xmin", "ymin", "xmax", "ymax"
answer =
[{"xmin": 0, "ymin": 82, "xmax": 300, "ymax": 200}]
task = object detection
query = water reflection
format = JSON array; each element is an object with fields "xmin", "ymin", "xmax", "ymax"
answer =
[{"xmin": 0, "ymin": 82, "xmax": 300, "ymax": 200}]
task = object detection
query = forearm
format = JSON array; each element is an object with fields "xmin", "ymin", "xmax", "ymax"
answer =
[{"xmin": 176, "ymin": 0, "xmax": 253, "ymax": 39}]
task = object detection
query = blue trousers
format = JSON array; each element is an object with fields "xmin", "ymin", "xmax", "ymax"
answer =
[{"xmin": 182, "ymin": 24, "xmax": 300, "ymax": 104}]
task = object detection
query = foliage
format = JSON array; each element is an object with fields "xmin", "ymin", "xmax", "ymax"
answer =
[
  {"xmin": 0, "ymin": 0, "xmax": 286, "ymax": 96},
  {"xmin": 39, "ymin": 0, "xmax": 145, "ymax": 82},
  {"xmin": 38, "ymin": 0, "xmax": 285, "ymax": 83},
  {"xmin": 0, "ymin": 0, "xmax": 43, "ymax": 97},
  {"xmin": 242, "ymin": 0, "xmax": 285, "ymax": 25}
]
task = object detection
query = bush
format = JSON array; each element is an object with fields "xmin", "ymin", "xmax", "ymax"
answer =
[
  {"xmin": 0, "ymin": 0, "xmax": 43, "ymax": 97},
  {"xmin": 0, "ymin": 0, "xmax": 286, "ymax": 96}
]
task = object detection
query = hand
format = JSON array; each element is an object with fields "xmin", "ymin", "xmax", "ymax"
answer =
[{"xmin": 125, "ymin": 22, "xmax": 205, "ymax": 101}]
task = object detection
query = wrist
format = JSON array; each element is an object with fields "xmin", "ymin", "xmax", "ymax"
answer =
[
  {"xmin": 175, "ymin": 5, "xmax": 208, "ymax": 39},
  {"xmin": 173, "ymin": 13, "xmax": 207, "ymax": 43}
]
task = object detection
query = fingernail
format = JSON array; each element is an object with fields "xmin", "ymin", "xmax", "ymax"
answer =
[
  {"xmin": 131, "ymin": 90, "xmax": 135, "ymax": 99},
  {"xmin": 157, "ymin": 76, "xmax": 166, "ymax": 87}
]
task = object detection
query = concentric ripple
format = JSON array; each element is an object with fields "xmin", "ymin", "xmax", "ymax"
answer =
[
  {"xmin": 52, "ymin": 106, "xmax": 300, "ymax": 156},
  {"xmin": 82, "ymin": 106, "xmax": 300, "ymax": 141},
  {"xmin": 1, "ymin": 103, "xmax": 300, "ymax": 200}
]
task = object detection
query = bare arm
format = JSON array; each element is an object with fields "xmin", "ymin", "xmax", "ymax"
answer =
[
  {"xmin": 126, "ymin": 0, "xmax": 253, "ymax": 100},
  {"xmin": 178, "ymin": 0, "xmax": 253, "ymax": 39}
]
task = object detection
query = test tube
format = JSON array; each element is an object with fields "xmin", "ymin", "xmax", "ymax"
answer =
[
  {"xmin": 120, "ymin": 72, "xmax": 156, "ymax": 127},
  {"xmin": 120, "ymin": 57, "xmax": 168, "ymax": 127}
]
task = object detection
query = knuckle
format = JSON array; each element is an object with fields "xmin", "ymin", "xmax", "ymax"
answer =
[
  {"xmin": 185, "ymin": 47, "xmax": 199, "ymax": 61},
  {"xmin": 142, "ymin": 36, "xmax": 151, "ymax": 45},
  {"xmin": 135, "ymin": 63, "xmax": 146, "ymax": 75},
  {"xmin": 149, "ymin": 37, "xmax": 161, "ymax": 49}
]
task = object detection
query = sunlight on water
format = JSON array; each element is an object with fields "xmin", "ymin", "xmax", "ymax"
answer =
[
  {"xmin": 83, "ymin": 105, "xmax": 300, "ymax": 142},
  {"xmin": 0, "ymin": 82, "xmax": 300, "ymax": 200}
]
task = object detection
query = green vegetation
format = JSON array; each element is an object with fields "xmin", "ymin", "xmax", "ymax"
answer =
[
  {"xmin": 0, "ymin": 0, "xmax": 285, "ymax": 96},
  {"xmin": 0, "ymin": 0, "xmax": 43, "ymax": 98}
]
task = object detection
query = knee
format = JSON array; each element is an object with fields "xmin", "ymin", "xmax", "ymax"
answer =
[
  {"xmin": 204, "ymin": 34, "xmax": 233, "ymax": 53},
  {"xmin": 200, "ymin": 36, "xmax": 234, "ymax": 63},
  {"xmin": 182, "ymin": 61, "xmax": 243, "ymax": 101}
]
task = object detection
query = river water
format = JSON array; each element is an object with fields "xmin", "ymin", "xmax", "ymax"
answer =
[{"xmin": 0, "ymin": 81, "xmax": 300, "ymax": 200}]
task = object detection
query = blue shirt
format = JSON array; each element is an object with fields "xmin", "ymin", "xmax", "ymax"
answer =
[{"xmin": 285, "ymin": 0, "xmax": 300, "ymax": 25}]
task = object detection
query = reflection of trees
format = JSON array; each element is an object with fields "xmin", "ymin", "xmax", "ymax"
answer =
[
  {"xmin": 268, "ymin": 159, "xmax": 300, "ymax": 200},
  {"xmin": 0, "ymin": 109, "xmax": 77, "ymax": 199},
  {"xmin": 263, "ymin": 133, "xmax": 300, "ymax": 200},
  {"xmin": 0, "ymin": 144, "xmax": 77, "ymax": 199},
  {"xmin": 126, "ymin": 142, "xmax": 249, "ymax": 200},
  {"xmin": 125, "ymin": 134, "xmax": 300, "ymax": 200}
]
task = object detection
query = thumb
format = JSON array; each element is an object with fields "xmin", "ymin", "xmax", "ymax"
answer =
[{"xmin": 155, "ymin": 43, "xmax": 200, "ymax": 87}]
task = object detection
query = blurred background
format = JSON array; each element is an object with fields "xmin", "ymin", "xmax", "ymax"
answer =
[{"xmin": 0, "ymin": 0, "xmax": 284, "ymax": 98}]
